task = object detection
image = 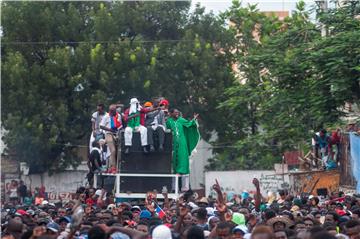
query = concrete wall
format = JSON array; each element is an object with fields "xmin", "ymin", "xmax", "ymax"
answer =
[
  {"xmin": 205, "ymin": 170, "xmax": 290, "ymax": 197},
  {"xmin": 21, "ymin": 162, "xmax": 88, "ymax": 194},
  {"xmin": 189, "ymin": 139, "xmax": 212, "ymax": 190}
]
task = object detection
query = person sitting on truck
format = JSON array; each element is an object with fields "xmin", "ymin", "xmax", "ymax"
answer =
[
  {"xmin": 123, "ymin": 98, "xmax": 160, "ymax": 154},
  {"xmin": 123, "ymin": 98, "xmax": 149, "ymax": 154},
  {"xmin": 144, "ymin": 101, "xmax": 166, "ymax": 152}
]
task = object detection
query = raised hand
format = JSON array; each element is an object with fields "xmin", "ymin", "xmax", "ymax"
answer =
[
  {"xmin": 216, "ymin": 203, "xmax": 227, "ymax": 214},
  {"xmin": 212, "ymin": 179, "xmax": 221, "ymax": 193},
  {"xmin": 224, "ymin": 211, "xmax": 232, "ymax": 222},
  {"xmin": 253, "ymin": 178, "xmax": 260, "ymax": 189}
]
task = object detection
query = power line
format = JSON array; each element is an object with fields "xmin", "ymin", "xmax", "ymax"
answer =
[{"xmin": 1, "ymin": 39, "xmax": 196, "ymax": 45}]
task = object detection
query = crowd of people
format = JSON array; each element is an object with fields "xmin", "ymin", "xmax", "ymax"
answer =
[
  {"xmin": 88, "ymin": 97, "xmax": 199, "ymax": 176},
  {"xmin": 311, "ymin": 129, "xmax": 341, "ymax": 169},
  {"xmin": 311, "ymin": 121, "xmax": 360, "ymax": 170},
  {"xmin": 2, "ymin": 178, "xmax": 360, "ymax": 239}
]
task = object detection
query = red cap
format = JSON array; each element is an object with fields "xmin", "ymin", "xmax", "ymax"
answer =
[
  {"xmin": 16, "ymin": 209, "xmax": 28, "ymax": 216},
  {"xmin": 160, "ymin": 99, "xmax": 169, "ymax": 106},
  {"xmin": 336, "ymin": 209, "xmax": 346, "ymax": 216}
]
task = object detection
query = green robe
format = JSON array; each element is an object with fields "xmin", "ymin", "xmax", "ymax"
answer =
[{"xmin": 166, "ymin": 117, "xmax": 200, "ymax": 174}]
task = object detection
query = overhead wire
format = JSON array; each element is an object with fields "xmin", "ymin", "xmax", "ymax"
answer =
[{"xmin": 2, "ymin": 39, "xmax": 197, "ymax": 45}]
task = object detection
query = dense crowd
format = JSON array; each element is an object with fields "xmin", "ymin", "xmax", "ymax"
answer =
[{"xmin": 2, "ymin": 178, "xmax": 360, "ymax": 239}]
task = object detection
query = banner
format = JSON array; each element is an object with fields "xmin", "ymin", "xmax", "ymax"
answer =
[{"xmin": 350, "ymin": 133, "xmax": 360, "ymax": 192}]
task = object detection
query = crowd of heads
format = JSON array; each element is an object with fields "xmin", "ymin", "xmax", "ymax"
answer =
[{"xmin": 3, "ymin": 178, "xmax": 360, "ymax": 239}]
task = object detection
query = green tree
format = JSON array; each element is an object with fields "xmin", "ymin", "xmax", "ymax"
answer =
[
  {"xmin": 1, "ymin": 1, "xmax": 235, "ymax": 173},
  {"xmin": 208, "ymin": 1, "xmax": 360, "ymax": 170}
]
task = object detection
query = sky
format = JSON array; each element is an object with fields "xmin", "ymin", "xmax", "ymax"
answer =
[{"xmin": 191, "ymin": 0, "xmax": 319, "ymax": 15}]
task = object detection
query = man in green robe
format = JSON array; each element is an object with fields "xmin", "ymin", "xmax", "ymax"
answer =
[{"xmin": 166, "ymin": 109, "xmax": 200, "ymax": 175}]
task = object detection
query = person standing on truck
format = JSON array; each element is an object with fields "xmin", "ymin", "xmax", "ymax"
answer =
[
  {"xmin": 166, "ymin": 109, "xmax": 200, "ymax": 191},
  {"xmin": 89, "ymin": 103, "xmax": 105, "ymax": 153},
  {"xmin": 100, "ymin": 104, "xmax": 122, "ymax": 172}
]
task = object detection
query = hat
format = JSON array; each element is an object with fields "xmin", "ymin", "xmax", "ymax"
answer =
[
  {"xmin": 293, "ymin": 198, "xmax": 302, "ymax": 207},
  {"xmin": 232, "ymin": 213, "xmax": 246, "ymax": 225},
  {"xmin": 267, "ymin": 192, "xmax": 276, "ymax": 204},
  {"xmin": 38, "ymin": 218, "xmax": 50, "ymax": 225},
  {"xmin": 206, "ymin": 207, "xmax": 215, "ymax": 216},
  {"xmin": 260, "ymin": 204, "xmax": 267, "ymax": 212},
  {"xmin": 110, "ymin": 232, "xmax": 130, "ymax": 239},
  {"xmin": 187, "ymin": 202, "xmax": 199, "ymax": 210},
  {"xmin": 152, "ymin": 225, "xmax": 172, "ymax": 239},
  {"xmin": 26, "ymin": 210, "xmax": 35, "ymax": 216},
  {"xmin": 47, "ymin": 222, "xmax": 60, "ymax": 232},
  {"xmin": 159, "ymin": 99, "xmax": 169, "ymax": 106},
  {"xmin": 233, "ymin": 225, "xmax": 248, "ymax": 235},
  {"xmin": 16, "ymin": 209, "xmax": 28, "ymax": 216},
  {"xmin": 95, "ymin": 189, "xmax": 102, "ymax": 196},
  {"xmin": 107, "ymin": 204, "xmax": 116, "ymax": 211},
  {"xmin": 336, "ymin": 209, "xmax": 347, "ymax": 216},
  {"xmin": 42, "ymin": 200, "xmax": 49, "ymax": 205},
  {"xmin": 267, "ymin": 216, "xmax": 294, "ymax": 229},
  {"xmin": 59, "ymin": 216, "xmax": 71, "ymax": 223},
  {"xmin": 131, "ymin": 206, "xmax": 141, "ymax": 212},
  {"xmin": 144, "ymin": 101, "xmax": 153, "ymax": 107},
  {"xmin": 291, "ymin": 205, "xmax": 300, "ymax": 212},
  {"xmin": 241, "ymin": 191, "xmax": 249, "ymax": 200},
  {"xmin": 197, "ymin": 197, "xmax": 209, "ymax": 205},
  {"xmin": 130, "ymin": 98, "xmax": 139, "ymax": 104},
  {"xmin": 140, "ymin": 210, "xmax": 152, "ymax": 219}
]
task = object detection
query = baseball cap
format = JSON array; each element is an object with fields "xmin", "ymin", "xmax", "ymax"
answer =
[
  {"xmin": 152, "ymin": 225, "xmax": 172, "ymax": 239},
  {"xmin": 140, "ymin": 210, "xmax": 151, "ymax": 219},
  {"xmin": 110, "ymin": 232, "xmax": 130, "ymax": 239},
  {"xmin": 47, "ymin": 222, "xmax": 60, "ymax": 232},
  {"xmin": 131, "ymin": 206, "xmax": 141, "ymax": 212}
]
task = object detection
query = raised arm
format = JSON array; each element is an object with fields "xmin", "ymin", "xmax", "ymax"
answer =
[
  {"xmin": 174, "ymin": 204, "xmax": 188, "ymax": 234},
  {"xmin": 253, "ymin": 178, "xmax": 261, "ymax": 212}
]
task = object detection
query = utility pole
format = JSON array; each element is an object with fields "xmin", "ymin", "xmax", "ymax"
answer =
[{"xmin": 316, "ymin": 0, "xmax": 328, "ymax": 37}]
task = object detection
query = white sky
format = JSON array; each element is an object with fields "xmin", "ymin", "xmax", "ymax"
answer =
[{"xmin": 191, "ymin": 0, "xmax": 319, "ymax": 15}]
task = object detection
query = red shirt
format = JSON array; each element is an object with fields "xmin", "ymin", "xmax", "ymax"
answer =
[
  {"xmin": 86, "ymin": 198, "xmax": 95, "ymax": 206},
  {"xmin": 124, "ymin": 108, "xmax": 151, "ymax": 126}
]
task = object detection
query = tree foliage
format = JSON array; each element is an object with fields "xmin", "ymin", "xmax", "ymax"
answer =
[
  {"xmin": 208, "ymin": 1, "xmax": 360, "ymax": 170},
  {"xmin": 1, "ymin": 1, "xmax": 234, "ymax": 173}
]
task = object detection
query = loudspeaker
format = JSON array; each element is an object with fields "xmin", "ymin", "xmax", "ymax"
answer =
[
  {"xmin": 118, "ymin": 131, "xmax": 172, "ymax": 174},
  {"xmin": 120, "ymin": 176, "xmax": 173, "ymax": 193},
  {"xmin": 119, "ymin": 152, "xmax": 172, "ymax": 173},
  {"xmin": 96, "ymin": 175, "xmax": 174, "ymax": 194},
  {"xmin": 119, "ymin": 131, "xmax": 172, "ymax": 153}
]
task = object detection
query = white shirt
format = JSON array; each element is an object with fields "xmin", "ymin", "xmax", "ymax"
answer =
[
  {"xmin": 91, "ymin": 111, "xmax": 105, "ymax": 134},
  {"xmin": 100, "ymin": 113, "xmax": 121, "ymax": 134}
]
